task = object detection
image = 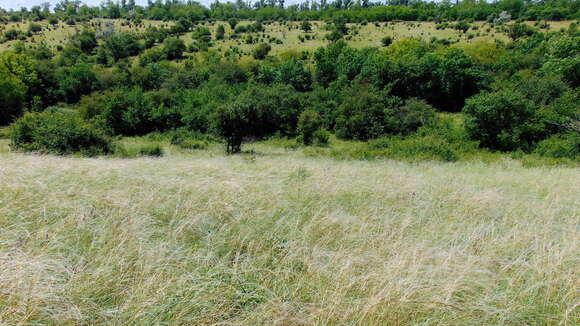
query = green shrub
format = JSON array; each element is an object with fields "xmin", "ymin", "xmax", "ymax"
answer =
[
  {"xmin": 384, "ymin": 98, "xmax": 436, "ymax": 135},
  {"xmin": 534, "ymin": 133, "xmax": 579, "ymax": 159},
  {"xmin": 163, "ymin": 37, "xmax": 185, "ymax": 60},
  {"xmin": 381, "ymin": 36, "xmax": 393, "ymax": 47},
  {"xmin": 367, "ymin": 136, "xmax": 458, "ymax": 162},
  {"xmin": 463, "ymin": 90, "xmax": 536, "ymax": 151},
  {"xmin": 10, "ymin": 110, "xmax": 112, "ymax": 156},
  {"xmin": 168, "ymin": 128, "xmax": 213, "ymax": 150},
  {"xmin": 313, "ymin": 129, "xmax": 330, "ymax": 146},
  {"xmin": 253, "ymin": 43, "xmax": 272, "ymax": 60},
  {"xmin": 177, "ymin": 138, "xmax": 209, "ymax": 150},
  {"xmin": 216, "ymin": 25, "xmax": 225, "ymax": 40},
  {"xmin": 138, "ymin": 144, "xmax": 163, "ymax": 157}
]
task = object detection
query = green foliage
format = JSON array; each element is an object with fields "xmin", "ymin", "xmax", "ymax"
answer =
[
  {"xmin": 228, "ymin": 18, "xmax": 238, "ymax": 30},
  {"xmin": 253, "ymin": 43, "xmax": 271, "ymax": 60},
  {"xmin": 10, "ymin": 110, "xmax": 112, "ymax": 156},
  {"xmin": 367, "ymin": 136, "xmax": 459, "ymax": 162},
  {"xmin": 0, "ymin": 69, "xmax": 26, "ymax": 126},
  {"xmin": 384, "ymin": 99, "xmax": 436, "ymax": 135},
  {"xmin": 192, "ymin": 26, "xmax": 212, "ymax": 43},
  {"xmin": 56, "ymin": 63, "xmax": 99, "ymax": 103},
  {"xmin": 104, "ymin": 32, "xmax": 142, "ymax": 61},
  {"xmin": 96, "ymin": 87, "xmax": 179, "ymax": 136},
  {"xmin": 463, "ymin": 90, "xmax": 536, "ymax": 151},
  {"xmin": 269, "ymin": 58, "xmax": 312, "ymax": 91},
  {"xmin": 334, "ymin": 86, "xmax": 434, "ymax": 141},
  {"xmin": 138, "ymin": 143, "xmax": 164, "ymax": 157},
  {"xmin": 140, "ymin": 47, "xmax": 167, "ymax": 66},
  {"xmin": 4, "ymin": 29, "xmax": 20, "ymax": 41},
  {"xmin": 216, "ymin": 25, "xmax": 225, "ymax": 40},
  {"xmin": 506, "ymin": 23, "xmax": 536, "ymax": 41},
  {"xmin": 381, "ymin": 36, "xmax": 393, "ymax": 47},
  {"xmin": 28, "ymin": 23, "xmax": 42, "ymax": 33},
  {"xmin": 464, "ymin": 73, "xmax": 578, "ymax": 151},
  {"xmin": 297, "ymin": 110, "xmax": 322, "ymax": 145},
  {"xmin": 76, "ymin": 30, "xmax": 98, "ymax": 54},
  {"xmin": 313, "ymin": 128, "xmax": 330, "ymax": 146},
  {"xmin": 301, "ymin": 21, "xmax": 312, "ymax": 33},
  {"xmin": 534, "ymin": 133, "xmax": 579, "ymax": 159},
  {"xmin": 212, "ymin": 84, "xmax": 302, "ymax": 153},
  {"xmin": 163, "ymin": 37, "xmax": 185, "ymax": 60}
]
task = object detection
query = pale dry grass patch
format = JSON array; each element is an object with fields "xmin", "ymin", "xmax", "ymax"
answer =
[{"xmin": 0, "ymin": 150, "xmax": 578, "ymax": 325}]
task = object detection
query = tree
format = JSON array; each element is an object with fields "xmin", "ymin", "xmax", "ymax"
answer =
[
  {"xmin": 104, "ymin": 32, "xmax": 142, "ymax": 61},
  {"xmin": 228, "ymin": 18, "xmax": 238, "ymax": 30},
  {"xmin": 212, "ymin": 84, "xmax": 302, "ymax": 153},
  {"xmin": 212, "ymin": 103, "xmax": 249, "ymax": 154},
  {"xmin": 56, "ymin": 63, "xmax": 99, "ymax": 103},
  {"xmin": 76, "ymin": 30, "xmax": 98, "ymax": 54},
  {"xmin": 297, "ymin": 110, "xmax": 322, "ymax": 145},
  {"xmin": 463, "ymin": 90, "xmax": 536, "ymax": 151},
  {"xmin": 0, "ymin": 69, "xmax": 26, "ymax": 126}
]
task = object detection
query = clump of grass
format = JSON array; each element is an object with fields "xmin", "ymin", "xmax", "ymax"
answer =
[
  {"xmin": 138, "ymin": 144, "xmax": 163, "ymax": 157},
  {"xmin": 114, "ymin": 139, "xmax": 164, "ymax": 158}
]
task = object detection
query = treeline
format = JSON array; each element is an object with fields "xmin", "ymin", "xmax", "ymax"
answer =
[
  {"xmin": 1, "ymin": 16, "xmax": 578, "ymax": 160},
  {"xmin": 2, "ymin": 0, "xmax": 579, "ymax": 24}
]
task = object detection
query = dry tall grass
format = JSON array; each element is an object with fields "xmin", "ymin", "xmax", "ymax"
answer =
[{"xmin": 0, "ymin": 148, "xmax": 578, "ymax": 325}]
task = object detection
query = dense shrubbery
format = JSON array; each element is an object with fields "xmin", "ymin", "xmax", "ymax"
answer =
[
  {"xmin": 10, "ymin": 110, "xmax": 112, "ymax": 156},
  {"xmin": 463, "ymin": 74, "xmax": 578, "ymax": 151},
  {"xmin": 2, "ymin": 6, "xmax": 578, "ymax": 161}
]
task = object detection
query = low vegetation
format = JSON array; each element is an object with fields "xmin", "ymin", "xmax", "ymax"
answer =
[
  {"xmin": 0, "ymin": 1, "xmax": 579, "ymax": 324},
  {"xmin": 0, "ymin": 143, "xmax": 578, "ymax": 324}
]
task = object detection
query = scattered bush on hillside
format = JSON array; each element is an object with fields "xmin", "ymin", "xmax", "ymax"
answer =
[{"xmin": 253, "ymin": 43, "xmax": 271, "ymax": 60}]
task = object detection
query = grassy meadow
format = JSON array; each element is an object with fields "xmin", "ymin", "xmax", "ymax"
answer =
[{"xmin": 0, "ymin": 137, "xmax": 578, "ymax": 325}]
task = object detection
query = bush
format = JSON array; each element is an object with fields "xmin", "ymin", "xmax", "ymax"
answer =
[
  {"xmin": 140, "ymin": 47, "xmax": 167, "ymax": 66},
  {"xmin": 313, "ymin": 129, "xmax": 330, "ymax": 146},
  {"xmin": 104, "ymin": 32, "xmax": 142, "ymax": 61},
  {"xmin": 168, "ymin": 128, "xmax": 213, "ymax": 149},
  {"xmin": 138, "ymin": 144, "xmax": 163, "ymax": 157},
  {"xmin": 463, "ymin": 90, "xmax": 536, "ymax": 151},
  {"xmin": 253, "ymin": 43, "xmax": 271, "ymax": 60},
  {"xmin": 216, "ymin": 25, "xmax": 225, "ymax": 40},
  {"xmin": 301, "ymin": 21, "xmax": 312, "ymax": 33},
  {"xmin": 212, "ymin": 84, "xmax": 302, "ymax": 153},
  {"xmin": 28, "ymin": 23, "xmax": 42, "ymax": 33},
  {"xmin": 384, "ymin": 98, "xmax": 436, "ymax": 135},
  {"xmin": 76, "ymin": 30, "xmax": 98, "ymax": 54},
  {"xmin": 177, "ymin": 138, "xmax": 209, "ymax": 150},
  {"xmin": 10, "ymin": 110, "xmax": 112, "ymax": 156},
  {"xmin": 381, "ymin": 36, "xmax": 393, "ymax": 47},
  {"xmin": 534, "ymin": 133, "xmax": 579, "ymax": 159},
  {"xmin": 56, "ymin": 63, "xmax": 100, "ymax": 103},
  {"xmin": 163, "ymin": 37, "xmax": 185, "ymax": 60}
]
